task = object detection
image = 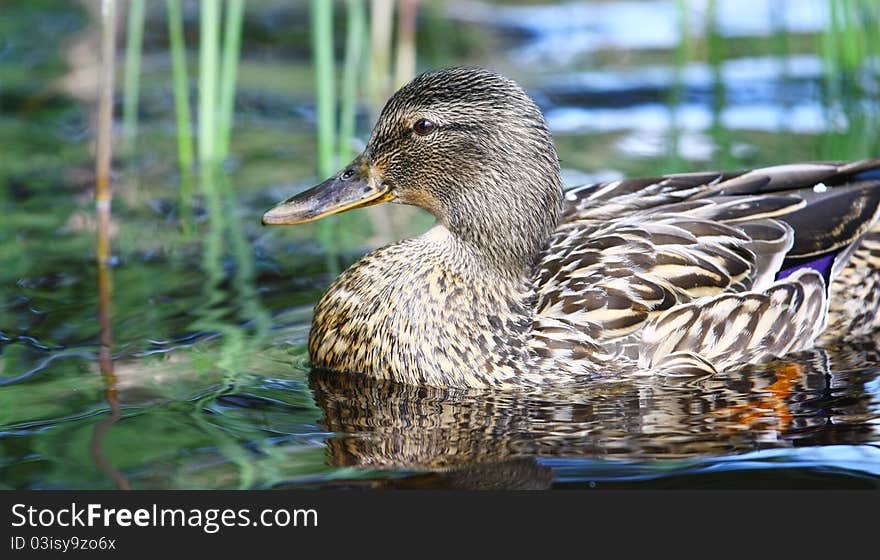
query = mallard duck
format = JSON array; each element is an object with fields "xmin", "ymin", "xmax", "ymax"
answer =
[{"xmin": 263, "ymin": 66, "xmax": 880, "ymax": 390}]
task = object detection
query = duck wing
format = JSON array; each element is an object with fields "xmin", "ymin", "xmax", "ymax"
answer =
[
  {"xmin": 535, "ymin": 159, "xmax": 880, "ymax": 375},
  {"xmin": 561, "ymin": 160, "xmax": 880, "ymax": 223}
]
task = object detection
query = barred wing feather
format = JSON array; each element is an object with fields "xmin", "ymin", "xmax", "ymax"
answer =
[
  {"xmin": 535, "ymin": 159, "xmax": 880, "ymax": 375},
  {"xmin": 638, "ymin": 269, "xmax": 827, "ymax": 376}
]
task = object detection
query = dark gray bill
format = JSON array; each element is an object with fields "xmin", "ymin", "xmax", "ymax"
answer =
[{"xmin": 262, "ymin": 156, "xmax": 392, "ymax": 225}]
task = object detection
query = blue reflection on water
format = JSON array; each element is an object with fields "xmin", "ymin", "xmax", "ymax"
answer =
[
  {"xmin": 545, "ymin": 445, "xmax": 880, "ymax": 485},
  {"xmin": 453, "ymin": 0, "xmax": 828, "ymax": 64}
]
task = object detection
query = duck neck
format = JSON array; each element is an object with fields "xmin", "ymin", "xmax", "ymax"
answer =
[{"xmin": 441, "ymin": 174, "xmax": 564, "ymax": 280}]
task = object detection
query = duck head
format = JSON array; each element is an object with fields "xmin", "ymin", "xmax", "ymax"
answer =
[{"xmin": 262, "ymin": 67, "xmax": 563, "ymax": 275}]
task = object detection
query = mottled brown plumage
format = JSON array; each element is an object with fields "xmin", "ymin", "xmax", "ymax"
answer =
[{"xmin": 263, "ymin": 67, "xmax": 880, "ymax": 390}]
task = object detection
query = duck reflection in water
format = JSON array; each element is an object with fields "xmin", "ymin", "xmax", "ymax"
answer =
[{"xmin": 303, "ymin": 339, "xmax": 880, "ymax": 489}]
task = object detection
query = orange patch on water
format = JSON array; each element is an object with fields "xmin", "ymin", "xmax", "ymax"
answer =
[{"xmin": 712, "ymin": 363, "xmax": 800, "ymax": 432}]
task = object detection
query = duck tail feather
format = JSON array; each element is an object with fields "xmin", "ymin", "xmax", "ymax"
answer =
[{"xmin": 824, "ymin": 228, "xmax": 880, "ymax": 341}]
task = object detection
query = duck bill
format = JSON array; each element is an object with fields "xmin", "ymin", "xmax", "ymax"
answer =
[{"xmin": 261, "ymin": 158, "xmax": 392, "ymax": 225}]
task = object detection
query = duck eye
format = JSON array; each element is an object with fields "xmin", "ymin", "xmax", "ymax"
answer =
[{"xmin": 412, "ymin": 118, "xmax": 436, "ymax": 136}]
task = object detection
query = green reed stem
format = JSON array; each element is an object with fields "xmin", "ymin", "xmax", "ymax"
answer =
[
  {"xmin": 339, "ymin": 0, "xmax": 366, "ymax": 162},
  {"xmin": 768, "ymin": 0, "xmax": 794, "ymax": 153},
  {"xmin": 663, "ymin": 0, "xmax": 689, "ymax": 173},
  {"xmin": 823, "ymin": 0, "xmax": 870, "ymax": 75},
  {"xmin": 310, "ymin": 0, "xmax": 339, "ymax": 274},
  {"xmin": 166, "ymin": 0, "xmax": 195, "ymax": 228},
  {"xmin": 821, "ymin": 0, "xmax": 841, "ymax": 99},
  {"xmin": 840, "ymin": 0, "xmax": 863, "ymax": 71},
  {"xmin": 217, "ymin": 0, "xmax": 245, "ymax": 161},
  {"xmin": 199, "ymin": 0, "xmax": 221, "ymax": 167},
  {"xmin": 122, "ymin": 0, "xmax": 145, "ymax": 158},
  {"xmin": 367, "ymin": 0, "xmax": 394, "ymax": 120},
  {"xmin": 311, "ymin": 0, "xmax": 336, "ymax": 177},
  {"xmin": 424, "ymin": 0, "xmax": 451, "ymax": 66},
  {"xmin": 706, "ymin": 0, "xmax": 732, "ymax": 169},
  {"xmin": 867, "ymin": 0, "xmax": 880, "ymax": 62}
]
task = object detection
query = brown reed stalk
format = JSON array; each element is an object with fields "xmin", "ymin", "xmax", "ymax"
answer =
[
  {"xmin": 393, "ymin": 0, "xmax": 418, "ymax": 89},
  {"xmin": 96, "ymin": 0, "xmax": 116, "ymax": 332},
  {"xmin": 92, "ymin": 0, "xmax": 131, "ymax": 491}
]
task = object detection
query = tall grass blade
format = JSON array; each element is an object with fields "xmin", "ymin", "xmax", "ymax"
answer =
[
  {"xmin": 122, "ymin": 0, "xmax": 145, "ymax": 158},
  {"xmin": 840, "ymin": 0, "xmax": 864, "ymax": 71},
  {"xmin": 199, "ymin": 0, "xmax": 221, "ymax": 167},
  {"xmin": 217, "ymin": 0, "xmax": 245, "ymax": 161},
  {"xmin": 424, "ymin": 0, "xmax": 452, "ymax": 66},
  {"xmin": 664, "ymin": 0, "xmax": 689, "ymax": 173},
  {"xmin": 340, "ymin": 0, "xmax": 366, "ymax": 162},
  {"xmin": 311, "ymin": 0, "xmax": 339, "ymax": 273},
  {"xmin": 767, "ymin": 0, "xmax": 794, "ymax": 159},
  {"xmin": 166, "ymin": 0, "xmax": 195, "ymax": 228},
  {"xmin": 311, "ymin": 0, "xmax": 337, "ymax": 177},
  {"xmin": 706, "ymin": 0, "xmax": 732, "ymax": 168},
  {"xmin": 367, "ymin": 0, "xmax": 394, "ymax": 119}
]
